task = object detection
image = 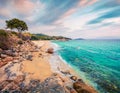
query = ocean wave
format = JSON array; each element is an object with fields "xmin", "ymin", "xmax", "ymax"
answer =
[
  {"xmin": 79, "ymin": 47, "xmax": 98, "ymax": 53},
  {"xmin": 51, "ymin": 42, "xmax": 61, "ymax": 52}
]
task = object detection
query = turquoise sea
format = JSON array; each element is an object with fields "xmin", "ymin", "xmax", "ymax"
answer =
[{"xmin": 53, "ymin": 40, "xmax": 120, "ymax": 93}]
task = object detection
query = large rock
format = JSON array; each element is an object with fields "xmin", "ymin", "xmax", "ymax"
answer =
[
  {"xmin": 0, "ymin": 54, "xmax": 7, "ymax": 58},
  {"xmin": 14, "ymin": 75, "xmax": 25, "ymax": 84},
  {"xmin": 2, "ymin": 57, "xmax": 13, "ymax": 62},
  {"xmin": 73, "ymin": 79, "xmax": 97, "ymax": 93},
  {"xmin": 0, "ymin": 48, "xmax": 2, "ymax": 53},
  {"xmin": 47, "ymin": 48, "xmax": 54, "ymax": 54},
  {"xmin": 40, "ymin": 76, "xmax": 67, "ymax": 93}
]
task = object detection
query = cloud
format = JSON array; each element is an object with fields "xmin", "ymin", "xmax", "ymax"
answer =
[
  {"xmin": 0, "ymin": 0, "xmax": 120, "ymax": 39},
  {"xmin": 60, "ymin": 0, "xmax": 98, "ymax": 19},
  {"xmin": 87, "ymin": 7, "xmax": 120, "ymax": 24},
  {"xmin": 78, "ymin": 0, "xmax": 98, "ymax": 7},
  {"xmin": 0, "ymin": 8, "xmax": 11, "ymax": 18},
  {"xmin": 33, "ymin": 0, "xmax": 87, "ymax": 25},
  {"xmin": 13, "ymin": 0, "xmax": 35, "ymax": 15}
]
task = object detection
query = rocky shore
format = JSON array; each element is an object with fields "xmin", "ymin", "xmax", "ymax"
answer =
[{"xmin": 0, "ymin": 40, "xmax": 97, "ymax": 93}]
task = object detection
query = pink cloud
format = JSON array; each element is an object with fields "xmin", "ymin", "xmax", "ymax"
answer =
[
  {"xmin": 60, "ymin": 0, "xmax": 98, "ymax": 19},
  {"xmin": 78, "ymin": 0, "xmax": 88, "ymax": 6},
  {"xmin": 61, "ymin": 8, "xmax": 77, "ymax": 18},
  {"xmin": 78, "ymin": 0, "xmax": 98, "ymax": 7},
  {"xmin": 117, "ymin": 0, "xmax": 120, "ymax": 3},
  {"xmin": 0, "ymin": 8, "xmax": 11, "ymax": 17},
  {"xmin": 13, "ymin": 0, "xmax": 35, "ymax": 15}
]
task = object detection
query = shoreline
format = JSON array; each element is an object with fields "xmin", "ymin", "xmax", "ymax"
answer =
[
  {"xmin": 49, "ymin": 42, "xmax": 80, "ymax": 77},
  {"xmin": 0, "ymin": 40, "xmax": 97, "ymax": 93},
  {"xmin": 50, "ymin": 41, "xmax": 98, "ymax": 90}
]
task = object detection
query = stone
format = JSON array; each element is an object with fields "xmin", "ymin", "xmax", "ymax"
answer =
[
  {"xmin": 14, "ymin": 75, "xmax": 25, "ymax": 84},
  {"xmin": 70, "ymin": 76, "xmax": 77, "ymax": 81},
  {"xmin": 61, "ymin": 70, "xmax": 71, "ymax": 75},
  {"xmin": 73, "ymin": 81, "xmax": 83, "ymax": 91},
  {"xmin": 29, "ymin": 79, "xmax": 40, "ymax": 88},
  {"xmin": 70, "ymin": 88, "xmax": 77, "ymax": 93},
  {"xmin": 2, "ymin": 57, "xmax": 13, "ymax": 62},
  {"xmin": 77, "ymin": 79, "xmax": 84, "ymax": 83},
  {"xmin": 2, "ymin": 50, "xmax": 18, "ymax": 57},
  {"xmin": 40, "ymin": 77, "xmax": 66, "ymax": 93},
  {"xmin": 13, "ymin": 60, "xmax": 20, "ymax": 63},
  {"xmin": 0, "ymin": 48, "xmax": 2, "ymax": 53},
  {"xmin": 0, "ymin": 54, "xmax": 7, "ymax": 58},
  {"xmin": 73, "ymin": 80, "xmax": 97, "ymax": 93},
  {"xmin": 47, "ymin": 48, "xmax": 54, "ymax": 54},
  {"xmin": 26, "ymin": 55, "xmax": 33, "ymax": 61}
]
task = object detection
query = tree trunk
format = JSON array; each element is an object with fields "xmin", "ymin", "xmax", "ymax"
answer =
[{"xmin": 18, "ymin": 30, "xmax": 22, "ymax": 39}]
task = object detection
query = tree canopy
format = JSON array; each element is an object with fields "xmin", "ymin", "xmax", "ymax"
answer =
[{"xmin": 6, "ymin": 18, "xmax": 28, "ymax": 32}]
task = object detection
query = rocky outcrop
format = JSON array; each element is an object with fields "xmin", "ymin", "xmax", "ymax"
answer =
[
  {"xmin": 0, "ymin": 40, "xmax": 98, "ymax": 93},
  {"xmin": 0, "ymin": 40, "xmax": 39, "ymax": 67},
  {"xmin": 47, "ymin": 48, "xmax": 54, "ymax": 54},
  {"xmin": 73, "ymin": 79, "xmax": 97, "ymax": 93}
]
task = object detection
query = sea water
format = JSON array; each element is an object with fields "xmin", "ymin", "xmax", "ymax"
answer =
[{"xmin": 53, "ymin": 40, "xmax": 120, "ymax": 93}]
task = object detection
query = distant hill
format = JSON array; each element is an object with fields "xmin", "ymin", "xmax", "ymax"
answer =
[
  {"xmin": 31, "ymin": 33, "xmax": 71, "ymax": 41},
  {"xmin": 74, "ymin": 38, "xmax": 84, "ymax": 40}
]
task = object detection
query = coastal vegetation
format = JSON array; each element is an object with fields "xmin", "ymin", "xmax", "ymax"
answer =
[
  {"xmin": 31, "ymin": 34, "xmax": 71, "ymax": 40},
  {"xmin": 6, "ymin": 18, "xmax": 28, "ymax": 32}
]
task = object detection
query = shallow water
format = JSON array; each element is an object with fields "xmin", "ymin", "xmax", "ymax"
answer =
[{"xmin": 53, "ymin": 40, "xmax": 120, "ymax": 93}]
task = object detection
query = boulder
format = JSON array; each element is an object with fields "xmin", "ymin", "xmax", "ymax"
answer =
[
  {"xmin": 40, "ymin": 77, "xmax": 66, "ymax": 93},
  {"xmin": 2, "ymin": 57, "xmax": 13, "ymax": 62},
  {"xmin": 70, "ymin": 76, "xmax": 77, "ymax": 81},
  {"xmin": 0, "ymin": 48, "xmax": 2, "ymax": 53},
  {"xmin": 29, "ymin": 79, "xmax": 40, "ymax": 88},
  {"xmin": 70, "ymin": 88, "xmax": 77, "ymax": 93},
  {"xmin": 13, "ymin": 60, "xmax": 20, "ymax": 63},
  {"xmin": 61, "ymin": 70, "xmax": 71, "ymax": 75},
  {"xmin": 14, "ymin": 75, "xmax": 25, "ymax": 84},
  {"xmin": 26, "ymin": 55, "xmax": 33, "ymax": 61},
  {"xmin": 66, "ymin": 86, "xmax": 77, "ymax": 93},
  {"xmin": 47, "ymin": 48, "xmax": 54, "ymax": 54},
  {"xmin": 0, "ymin": 54, "xmax": 7, "ymax": 58},
  {"xmin": 73, "ymin": 80, "xmax": 97, "ymax": 93}
]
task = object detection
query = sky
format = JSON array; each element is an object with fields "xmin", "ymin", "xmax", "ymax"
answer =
[{"xmin": 0, "ymin": 0, "xmax": 120, "ymax": 39}]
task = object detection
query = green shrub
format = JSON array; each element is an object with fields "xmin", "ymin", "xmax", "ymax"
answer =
[
  {"xmin": 0, "ymin": 29, "xmax": 8, "ymax": 37},
  {"xmin": 0, "ymin": 29, "xmax": 23, "ymax": 50},
  {"xmin": 31, "ymin": 35, "xmax": 39, "ymax": 40},
  {"xmin": 11, "ymin": 31, "xmax": 18, "ymax": 36}
]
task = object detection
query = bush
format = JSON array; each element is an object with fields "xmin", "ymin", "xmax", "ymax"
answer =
[
  {"xmin": 11, "ymin": 31, "xmax": 18, "ymax": 36},
  {"xmin": 0, "ymin": 29, "xmax": 18, "ymax": 50},
  {"xmin": 22, "ymin": 32, "xmax": 31, "ymax": 41},
  {"xmin": 31, "ymin": 35, "xmax": 39, "ymax": 40},
  {"xmin": 0, "ymin": 29, "xmax": 8, "ymax": 37}
]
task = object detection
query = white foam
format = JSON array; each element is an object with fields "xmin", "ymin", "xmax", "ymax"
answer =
[
  {"xmin": 49, "ymin": 42, "xmax": 73, "ymax": 74},
  {"xmin": 49, "ymin": 42, "xmax": 99, "ymax": 91},
  {"xmin": 50, "ymin": 42, "xmax": 61, "ymax": 52}
]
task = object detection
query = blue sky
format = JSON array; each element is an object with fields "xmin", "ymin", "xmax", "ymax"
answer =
[{"xmin": 0, "ymin": 0, "xmax": 120, "ymax": 39}]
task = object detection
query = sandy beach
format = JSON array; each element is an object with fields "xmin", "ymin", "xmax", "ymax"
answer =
[
  {"xmin": 0, "ymin": 40, "xmax": 97, "ymax": 93},
  {"xmin": 22, "ymin": 41, "xmax": 52, "ymax": 81}
]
